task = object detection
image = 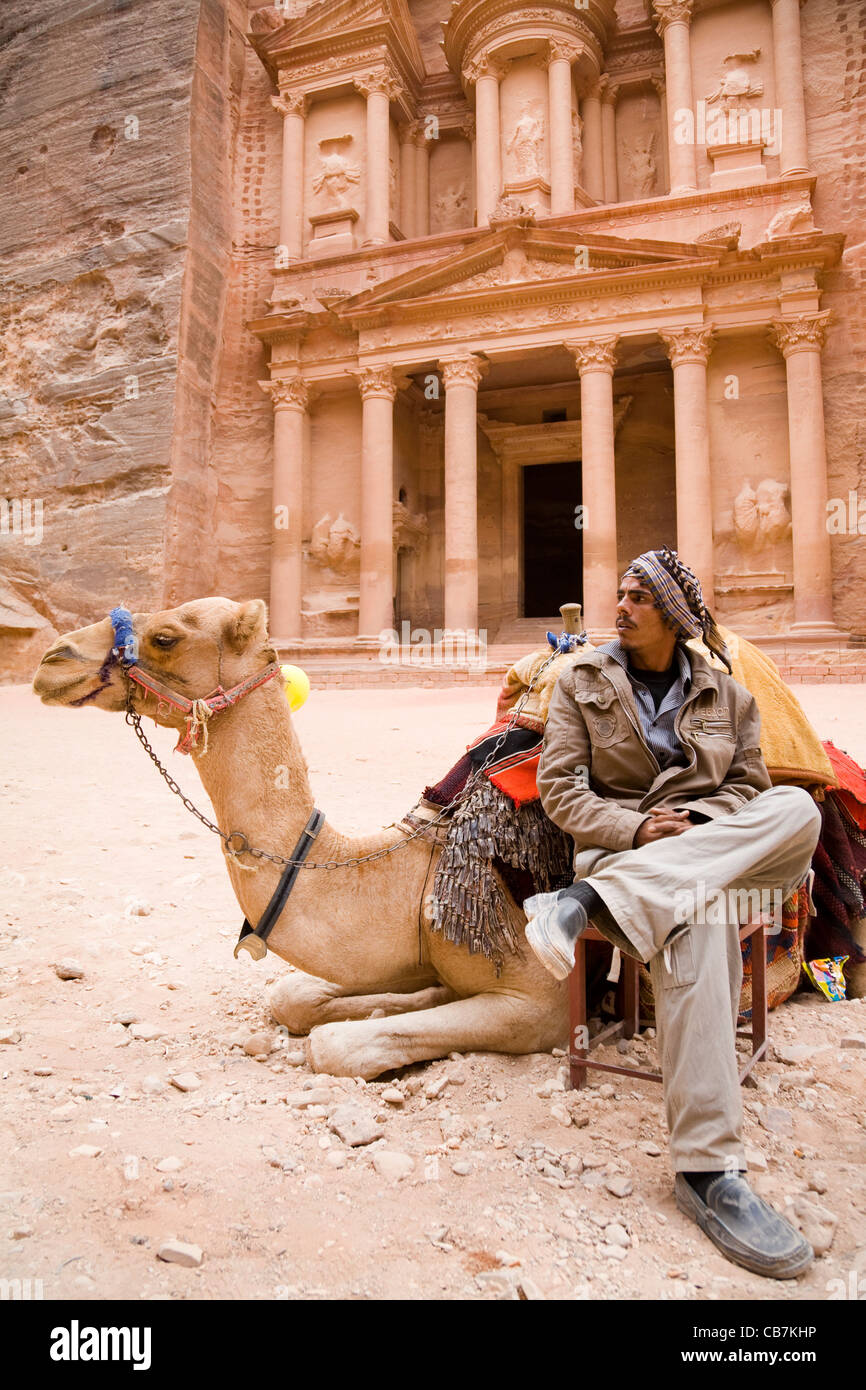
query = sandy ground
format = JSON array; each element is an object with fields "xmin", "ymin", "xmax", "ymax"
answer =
[{"xmin": 1, "ymin": 679, "xmax": 865, "ymax": 1303}]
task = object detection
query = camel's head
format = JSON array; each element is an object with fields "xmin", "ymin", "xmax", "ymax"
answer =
[{"xmin": 33, "ymin": 598, "xmax": 277, "ymax": 727}]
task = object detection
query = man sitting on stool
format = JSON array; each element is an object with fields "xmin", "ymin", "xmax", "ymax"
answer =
[{"xmin": 527, "ymin": 545, "xmax": 820, "ymax": 1279}]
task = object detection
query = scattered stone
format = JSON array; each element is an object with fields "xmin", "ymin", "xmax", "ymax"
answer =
[
  {"xmin": 125, "ymin": 899, "xmax": 153, "ymax": 918},
  {"xmin": 745, "ymin": 1145, "xmax": 769, "ymax": 1172},
  {"xmin": 778, "ymin": 1070, "xmax": 815, "ymax": 1091},
  {"xmin": 0, "ymin": 1028, "xmax": 21, "ymax": 1045},
  {"xmin": 157, "ymin": 1240, "xmax": 203, "ymax": 1268},
  {"xmin": 371, "ymin": 1150, "xmax": 414, "ymax": 1181},
  {"xmin": 243, "ymin": 1033, "xmax": 274, "ymax": 1057},
  {"xmin": 786, "ymin": 1196, "xmax": 838, "ymax": 1255},
  {"xmin": 605, "ymin": 1175, "xmax": 633, "ymax": 1199},
  {"xmin": 141, "ymin": 1075, "xmax": 167, "ymax": 1094},
  {"xmin": 599, "ymin": 1243, "xmax": 628, "ymax": 1261},
  {"xmin": 640, "ymin": 1141, "xmax": 662, "ymax": 1157},
  {"xmin": 128, "ymin": 1023, "xmax": 165, "ymax": 1042},
  {"xmin": 535, "ymin": 1077, "xmax": 565, "ymax": 1098},
  {"xmin": 284, "ymin": 1051, "xmax": 307, "ymax": 1067},
  {"xmin": 451, "ymin": 1160, "xmax": 472, "ymax": 1176},
  {"xmin": 54, "ymin": 960, "xmax": 85, "ymax": 981},
  {"xmin": 516, "ymin": 1276, "xmax": 545, "ymax": 1300},
  {"xmin": 11, "ymin": 1225, "xmax": 33, "ymax": 1239},
  {"xmin": 69, "ymin": 1144, "xmax": 102, "ymax": 1158},
  {"xmin": 381, "ymin": 1087, "xmax": 404, "ymax": 1105},
  {"xmin": 424, "ymin": 1075, "xmax": 450, "ymax": 1100},
  {"xmin": 328, "ymin": 1104, "xmax": 383, "ymax": 1148},
  {"xmin": 33, "ymin": 1068, "xmax": 53, "ymax": 1077},
  {"xmin": 604, "ymin": 1222, "xmax": 631, "ymax": 1248},
  {"xmin": 114, "ymin": 1010, "xmax": 140, "ymax": 1027},
  {"xmin": 325, "ymin": 1150, "xmax": 347, "ymax": 1169},
  {"xmin": 840, "ymin": 1035, "xmax": 866, "ymax": 1050},
  {"xmin": 550, "ymin": 1104, "xmax": 572, "ymax": 1128},
  {"xmin": 288, "ymin": 1088, "xmax": 333, "ymax": 1109},
  {"xmin": 475, "ymin": 1269, "xmax": 518, "ymax": 1297},
  {"xmin": 155, "ymin": 1156, "xmax": 184, "ymax": 1173},
  {"xmin": 598, "ymin": 1084, "xmax": 616, "ymax": 1100},
  {"xmin": 774, "ymin": 1042, "xmax": 826, "ymax": 1066},
  {"xmin": 170, "ymin": 1072, "xmax": 201, "ymax": 1093},
  {"xmin": 760, "ymin": 1106, "xmax": 794, "ymax": 1137},
  {"xmin": 807, "ymin": 1172, "xmax": 828, "ymax": 1195}
]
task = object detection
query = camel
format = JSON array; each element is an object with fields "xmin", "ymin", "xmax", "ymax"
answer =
[{"xmin": 33, "ymin": 597, "xmax": 567, "ymax": 1079}]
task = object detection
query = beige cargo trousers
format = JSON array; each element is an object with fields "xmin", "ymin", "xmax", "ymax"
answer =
[{"xmin": 579, "ymin": 784, "xmax": 821, "ymax": 1172}]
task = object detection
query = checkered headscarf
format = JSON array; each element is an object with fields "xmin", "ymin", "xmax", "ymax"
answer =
[{"xmin": 623, "ymin": 546, "xmax": 732, "ymax": 673}]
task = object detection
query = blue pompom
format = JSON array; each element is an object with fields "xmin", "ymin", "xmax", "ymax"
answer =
[{"xmin": 109, "ymin": 606, "xmax": 138, "ymax": 662}]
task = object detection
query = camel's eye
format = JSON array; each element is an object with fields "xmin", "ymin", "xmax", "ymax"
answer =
[{"xmin": 151, "ymin": 633, "xmax": 179, "ymax": 650}]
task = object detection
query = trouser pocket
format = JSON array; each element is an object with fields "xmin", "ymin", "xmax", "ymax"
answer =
[{"xmin": 660, "ymin": 926, "xmax": 697, "ymax": 988}]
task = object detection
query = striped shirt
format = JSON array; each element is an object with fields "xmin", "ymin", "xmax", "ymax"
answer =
[{"xmin": 597, "ymin": 639, "xmax": 692, "ymax": 771}]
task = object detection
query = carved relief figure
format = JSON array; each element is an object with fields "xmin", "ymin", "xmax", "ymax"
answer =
[
  {"xmin": 704, "ymin": 51, "xmax": 764, "ymax": 114},
  {"xmin": 312, "ymin": 136, "xmax": 361, "ymax": 209},
  {"xmin": 505, "ymin": 105, "xmax": 544, "ymax": 177},
  {"xmin": 433, "ymin": 182, "xmax": 468, "ymax": 231},
  {"xmin": 763, "ymin": 197, "xmax": 815, "ymax": 241},
  {"xmin": 572, "ymin": 109, "xmax": 584, "ymax": 186},
  {"xmin": 624, "ymin": 129, "xmax": 658, "ymax": 198},
  {"xmin": 733, "ymin": 479, "xmax": 791, "ymax": 557},
  {"xmin": 389, "ymin": 157, "xmax": 398, "ymax": 219},
  {"xmin": 310, "ymin": 513, "xmax": 361, "ymax": 572}
]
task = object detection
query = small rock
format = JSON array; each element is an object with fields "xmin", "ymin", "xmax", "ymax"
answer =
[
  {"xmin": 760, "ymin": 1106, "xmax": 794, "ymax": 1137},
  {"xmin": 288, "ymin": 1088, "xmax": 333, "ymax": 1109},
  {"xmin": 141, "ymin": 1074, "xmax": 167, "ymax": 1094},
  {"xmin": 807, "ymin": 1172, "xmax": 828, "ymax": 1195},
  {"xmin": 11, "ymin": 1225, "xmax": 33, "ymax": 1240},
  {"xmin": 599, "ymin": 1243, "xmax": 628, "ymax": 1260},
  {"xmin": 33, "ymin": 1068, "xmax": 53, "ymax": 1077},
  {"xmin": 475, "ymin": 1269, "xmax": 518, "ymax": 1297},
  {"xmin": 125, "ymin": 899, "xmax": 153, "ymax": 918},
  {"xmin": 640, "ymin": 1141, "xmax": 662, "ymax": 1157},
  {"xmin": 155, "ymin": 1156, "xmax": 184, "ymax": 1173},
  {"xmin": 69, "ymin": 1144, "xmax": 102, "ymax": 1158},
  {"xmin": 516, "ymin": 1276, "xmax": 545, "ymax": 1300},
  {"xmin": 115, "ymin": 1010, "xmax": 140, "ymax": 1027},
  {"xmin": 774, "ymin": 1042, "xmax": 825, "ymax": 1066},
  {"xmin": 745, "ymin": 1145, "xmax": 769, "ymax": 1172},
  {"xmin": 328, "ymin": 1103, "xmax": 384, "ymax": 1147},
  {"xmin": 157, "ymin": 1240, "xmax": 203, "ymax": 1268},
  {"xmin": 0, "ymin": 1028, "xmax": 21, "ymax": 1045},
  {"xmin": 54, "ymin": 959, "xmax": 85, "ymax": 981},
  {"xmin": 425, "ymin": 1075, "xmax": 450, "ymax": 1100},
  {"xmin": 381, "ymin": 1087, "xmax": 404, "ymax": 1105},
  {"xmin": 605, "ymin": 1175, "xmax": 633, "ymax": 1199},
  {"xmin": 170, "ymin": 1072, "xmax": 201, "ymax": 1093},
  {"xmin": 128, "ymin": 1023, "xmax": 165, "ymax": 1042},
  {"xmin": 550, "ymin": 1103, "xmax": 572, "ymax": 1128},
  {"xmin": 604, "ymin": 1222, "xmax": 631, "ymax": 1248},
  {"xmin": 840, "ymin": 1035, "xmax": 866, "ymax": 1050},
  {"xmin": 325, "ymin": 1150, "xmax": 347, "ymax": 1169},
  {"xmin": 778, "ymin": 1070, "xmax": 815, "ymax": 1091},
  {"xmin": 451, "ymin": 1160, "xmax": 472, "ymax": 1176},
  {"xmin": 598, "ymin": 1084, "xmax": 616, "ymax": 1100},
  {"xmin": 535, "ymin": 1077, "xmax": 565, "ymax": 1098},
  {"xmin": 242, "ymin": 1033, "xmax": 274, "ymax": 1057},
  {"xmin": 371, "ymin": 1150, "xmax": 414, "ymax": 1181},
  {"xmin": 786, "ymin": 1196, "xmax": 837, "ymax": 1255},
  {"xmin": 51, "ymin": 1101, "xmax": 78, "ymax": 1119}
]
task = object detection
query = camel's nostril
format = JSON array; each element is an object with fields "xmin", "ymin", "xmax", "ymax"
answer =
[{"xmin": 39, "ymin": 645, "xmax": 81, "ymax": 665}]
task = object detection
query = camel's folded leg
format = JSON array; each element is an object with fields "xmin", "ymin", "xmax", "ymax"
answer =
[
  {"xmin": 268, "ymin": 970, "xmax": 455, "ymax": 1035},
  {"xmin": 307, "ymin": 987, "xmax": 566, "ymax": 1079}
]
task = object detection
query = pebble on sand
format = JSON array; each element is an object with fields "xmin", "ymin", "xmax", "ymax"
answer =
[
  {"xmin": 242, "ymin": 1033, "xmax": 274, "ymax": 1057},
  {"xmin": 54, "ymin": 960, "xmax": 85, "ymax": 980},
  {"xmin": 170, "ymin": 1072, "xmax": 201, "ymax": 1093},
  {"xmin": 371, "ymin": 1151, "xmax": 415, "ymax": 1181},
  {"xmin": 157, "ymin": 1240, "xmax": 203, "ymax": 1268},
  {"xmin": 128, "ymin": 1023, "xmax": 166, "ymax": 1042},
  {"xmin": 0, "ymin": 1028, "xmax": 22, "ymax": 1045},
  {"xmin": 328, "ymin": 1104, "xmax": 384, "ymax": 1148},
  {"xmin": 69, "ymin": 1144, "xmax": 103, "ymax": 1158}
]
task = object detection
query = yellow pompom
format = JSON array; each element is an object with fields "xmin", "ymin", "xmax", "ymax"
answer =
[{"xmin": 280, "ymin": 664, "xmax": 310, "ymax": 711}]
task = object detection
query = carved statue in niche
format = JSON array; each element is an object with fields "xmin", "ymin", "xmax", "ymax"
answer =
[
  {"xmin": 624, "ymin": 117, "xmax": 658, "ymax": 198},
  {"xmin": 389, "ymin": 157, "xmax": 398, "ymax": 217},
  {"xmin": 309, "ymin": 512, "xmax": 361, "ymax": 572},
  {"xmin": 312, "ymin": 136, "xmax": 361, "ymax": 209},
  {"xmin": 733, "ymin": 478, "xmax": 791, "ymax": 562},
  {"xmin": 572, "ymin": 109, "xmax": 584, "ymax": 186},
  {"xmin": 704, "ymin": 50, "xmax": 764, "ymax": 114},
  {"xmin": 505, "ymin": 105, "xmax": 544, "ymax": 177},
  {"xmin": 433, "ymin": 182, "xmax": 468, "ymax": 230}
]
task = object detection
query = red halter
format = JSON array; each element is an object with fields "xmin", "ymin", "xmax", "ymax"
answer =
[{"xmin": 124, "ymin": 662, "xmax": 282, "ymax": 754}]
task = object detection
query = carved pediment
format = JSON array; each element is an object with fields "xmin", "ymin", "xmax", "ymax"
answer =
[{"xmin": 249, "ymin": 0, "xmax": 425, "ymax": 92}]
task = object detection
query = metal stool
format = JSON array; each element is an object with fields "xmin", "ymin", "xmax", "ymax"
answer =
[{"xmin": 567, "ymin": 918, "xmax": 768, "ymax": 1089}]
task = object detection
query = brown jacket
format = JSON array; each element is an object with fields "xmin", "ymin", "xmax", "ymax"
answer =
[{"xmin": 537, "ymin": 644, "xmax": 772, "ymax": 870}]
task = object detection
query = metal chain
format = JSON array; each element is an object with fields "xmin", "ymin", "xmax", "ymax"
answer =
[{"xmin": 124, "ymin": 644, "xmax": 569, "ymax": 869}]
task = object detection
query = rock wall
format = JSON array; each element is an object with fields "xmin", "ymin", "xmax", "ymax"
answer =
[{"xmin": 0, "ymin": 0, "xmax": 242, "ymax": 679}]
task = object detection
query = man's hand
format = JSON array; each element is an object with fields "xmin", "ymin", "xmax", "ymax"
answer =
[{"xmin": 633, "ymin": 807, "xmax": 693, "ymax": 847}]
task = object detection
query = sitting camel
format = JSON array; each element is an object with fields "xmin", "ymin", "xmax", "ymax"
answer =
[{"xmin": 33, "ymin": 597, "xmax": 566, "ymax": 1078}]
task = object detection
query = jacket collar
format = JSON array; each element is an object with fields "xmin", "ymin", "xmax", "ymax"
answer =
[{"xmin": 586, "ymin": 640, "xmax": 722, "ymax": 695}]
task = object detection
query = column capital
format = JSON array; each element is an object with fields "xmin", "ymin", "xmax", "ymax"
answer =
[
  {"xmin": 460, "ymin": 112, "xmax": 476, "ymax": 142},
  {"xmin": 271, "ymin": 91, "xmax": 308, "ymax": 119},
  {"xmin": 463, "ymin": 51, "xmax": 510, "ymax": 86},
  {"xmin": 259, "ymin": 376, "xmax": 310, "ymax": 410},
  {"xmin": 352, "ymin": 364, "xmax": 397, "ymax": 401},
  {"xmin": 353, "ymin": 65, "xmax": 404, "ymax": 101},
  {"xmin": 398, "ymin": 119, "xmax": 419, "ymax": 145},
  {"xmin": 566, "ymin": 338, "xmax": 619, "ymax": 375},
  {"xmin": 659, "ymin": 326, "xmax": 716, "ymax": 366},
  {"xmin": 599, "ymin": 76, "xmax": 619, "ymax": 108},
  {"xmin": 439, "ymin": 354, "xmax": 487, "ymax": 390},
  {"xmin": 547, "ymin": 38, "xmax": 583, "ymax": 67},
  {"xmin": 770, "ymin": 312, "xmax": 831, "ymax": 357},
  {"xmin": 652, "ymin": 0, "xmax": 694, "ymax": 35},
  {"xmin": 649, "ymin": 74, "xmax": 666, "ymax": 97}
]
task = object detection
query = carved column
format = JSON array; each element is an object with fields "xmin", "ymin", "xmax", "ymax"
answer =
[
  {"xmin": 354, "ymin": 366, "xmax": 397, "ymax": 635},
  {"xmin": 355, "ymin": 68, "xmax": 402, "ymax": 247},
  {"xmin": 261, "ymin": 376, "xmax": 310, "ymax": 640},
  {"xmin": 548, "ymin": 40, "xmax": 580, "ymax": 216},
  {"xmin": 659, "ymin": 327, "xmax": 716, "ymax": 608},
  {"xmin": 580, "ymin": 81, "xmax": 605, "ymax": 202},
  {"xmin": 271, "ymin": 93, "xmax": 308, "ymax": 263},
  {"xmin": 567, "ymin": 339, "xmax": 620, "ymax": 635},
  {"xmin": 440, "ymin": 355, "xmax": 486, "ymax": 631},
  {"xmin": 770, "ymin": 315, "xmax": 836, "ymax": 633},
  {"xmin": 650, "ymin": 75, "xmax": 670, "ymax": 193},
  {"xmin": 398, "ymin": 122, "xmax": 417, "ymax": 238},
  {"xmin": 465, "ymin": 54, "xmax": 504, "ymax": 227},
  {"xmin": 770, "ymin": 0, "xmax": 809, "ymax": 177},
  {"xmin": 414, "ymin": 123, "xmax": 430, "ymax": 236},
  {"xmin": 600, "ymin": 79, "xmax": 619, "ymax": 204},
  {"xmin": 461, "ymin": 113, "xmax": 477, "ymax": 224},
  {"xmin": 653, "ymin": 0, "xmax": 698, "ymax": 194}
]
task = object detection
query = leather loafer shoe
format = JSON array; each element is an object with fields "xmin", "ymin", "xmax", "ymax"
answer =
[
  {"xmin": 524, "ymin": 895, "xmax": 587, "ymax": 981},
  {"xmin": 675, "ymin": 1172, "xmax": 813, "ymax": 1279}
]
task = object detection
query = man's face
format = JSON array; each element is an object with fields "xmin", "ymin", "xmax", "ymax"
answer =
[{"xmin": 615, "ymin": 575, "xmax": 672, "ymax": 652}]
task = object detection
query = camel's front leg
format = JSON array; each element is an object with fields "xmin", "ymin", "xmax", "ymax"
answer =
[
  {"xmin": 267, "ymin": 970, "xmax": 454, "ymax": 1035},
  {"xmin": 307, "ymin": 986, "xmax": 566, "ymax": 1079}
]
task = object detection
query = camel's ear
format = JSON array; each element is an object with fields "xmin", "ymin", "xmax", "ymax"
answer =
[{"xmin": 226, "ymin": 599, "xmax": 269, "ymax": 654}]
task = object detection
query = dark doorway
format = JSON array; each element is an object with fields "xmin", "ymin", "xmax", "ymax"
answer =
[{"xmin": 522, "ymin": 460, "xmax": 583, "ymax": 616}]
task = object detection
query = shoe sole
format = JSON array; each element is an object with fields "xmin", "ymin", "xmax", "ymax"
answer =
[
  {"xmin": 675, "ymin": 1176, "xmax": 813, "ymax": 1280},
  {"xmin": 524, "ymin": 916, "xmax": 573, "ymax": 981}
]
